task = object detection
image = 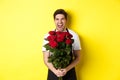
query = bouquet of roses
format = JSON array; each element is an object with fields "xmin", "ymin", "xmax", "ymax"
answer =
[{"xmin": 44, "ymin": 30, "xmax": 74, "ymax": 80}]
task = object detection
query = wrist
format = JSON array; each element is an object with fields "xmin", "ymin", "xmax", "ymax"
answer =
[
  {"xmin": 64, "ymin": 67, "xmax": 69, "ymax": 72},
  {"xmin": 66, "ymin": 66, "xmax": 73, "ymax": 72},
  {"xmin": 52, "ymin": 68, "xmax": 57, "ymax": 74}
]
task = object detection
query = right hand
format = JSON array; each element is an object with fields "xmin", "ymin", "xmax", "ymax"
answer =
[{"xmin": 54, "ymin": 69, "xmax": 64, "ymax": 77}]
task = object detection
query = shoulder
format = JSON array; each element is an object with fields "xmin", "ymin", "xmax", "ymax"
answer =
[
  {"xmin": 68, "ymin": 29, "xmax": 78, "ymax": 36},
  {"xmin": 43, "ymin": 33, "xmax": 49, "ymax": 39},
  {"xmin": 67, "ymin": 29, "xmax": 80, "ymax": 40},
  {"xmin": 43, "ymin": 29, "xmax": 54, "ymax": 38}
]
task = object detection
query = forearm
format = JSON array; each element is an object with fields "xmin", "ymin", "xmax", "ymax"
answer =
[
  {"xmin": 43, "ymin": 51, "xmax": 57, "ymax": 73},
  {"xmin": 44, "ymin": 56, "xmax": 63, "ymax": 77},
  {"xmin": 44, "ymin": 60, "xmax": 57, "ymax": 72},
  {"xmin": 66, "ymin": 56, "xmax": 80, "ymax": 71},
  {"xmin": 65, "ymin": 50, "xmax": 80, "ymax": 72}
]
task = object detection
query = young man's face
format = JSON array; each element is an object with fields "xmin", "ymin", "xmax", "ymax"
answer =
[{"xmin": 54, "ymin": 14, "xmax": 67, "ymax": 32}]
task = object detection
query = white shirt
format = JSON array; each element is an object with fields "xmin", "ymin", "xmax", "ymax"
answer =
[{"xmin": 42, "ymin": 29, "xmax": 81, "ymax": 52}]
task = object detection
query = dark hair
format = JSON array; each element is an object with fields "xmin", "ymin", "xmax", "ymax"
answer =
[{"xmin": 53, "ymin": 9, "xmax": 67, "ymax": 20}]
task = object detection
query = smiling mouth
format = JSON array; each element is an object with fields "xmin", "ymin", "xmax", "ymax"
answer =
[
  {"xmin": 58, "ymin": 25, "xmax": 62, "ymax": 28},
  {"xmin": 57, "ymin": 24, "xmax": 63, "ymax": 28}
]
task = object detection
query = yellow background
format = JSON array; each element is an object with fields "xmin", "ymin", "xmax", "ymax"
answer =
[{"xmin": 0, "ymin": 0, "xmax": 120, "ymax": 80}]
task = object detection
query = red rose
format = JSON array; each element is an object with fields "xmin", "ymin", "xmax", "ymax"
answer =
[
  {"xmin": 56, "ymin": 33, "xmax": 65, "ymax": 42},
  {"xmin": 65, "ymin": 39, "xmax": 72, "ymax": 45},
  {"xmin": 49, "ymin": 31, "xmax": 56, "ymax": 35},
  {"xmin": 47, "ymin": 35, "xmax": 56, "ymax": 41},
  {"xmin": 56, "ymin": 32, "xmax": 66, "ymax": 36},
  {"xmin": 65, "ymin": 32, "xmax": 73, "ymax": 39},
  {"xmin": 49, "ymin": 40, "xmax": 58, "ymax": 48},
  {"xmin": 56, "ymin": 31, "xmax": 61, "ymax": 35}
]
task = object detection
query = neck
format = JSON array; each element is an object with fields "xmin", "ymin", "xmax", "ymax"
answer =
[{"xmin": 56, "ymin": 28, "xmax": 67, "ymax": 32}]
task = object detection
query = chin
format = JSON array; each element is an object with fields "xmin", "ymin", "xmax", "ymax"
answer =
[{"xmin": 57, "ymin": 27, "xmax": 66, "ymax": 31}]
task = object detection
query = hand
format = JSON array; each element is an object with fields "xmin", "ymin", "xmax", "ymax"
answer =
[
  {"xmin": 60, "ymin": 68, "xmax": 68, "ymax": 76},
  {"xmin": 53, "ymin": 69, "xmax": 64, "ymax": 77}
]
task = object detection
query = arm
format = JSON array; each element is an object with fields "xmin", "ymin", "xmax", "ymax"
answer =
[
  {"xmin": 66, "ymin": 50, "xmax": 80, "ymax": 71},
  {"xmin": 43, "ymin": 51, "xmax": 63, "ymax": 77},
  {"xmin": 61, "ymin": 50, "xmax": 80, "ymax": 75}
]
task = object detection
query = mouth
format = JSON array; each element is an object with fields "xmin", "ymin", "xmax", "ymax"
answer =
[{"xmin": 57, "ymin": 24, "xmax": 63, "ymax": 28}]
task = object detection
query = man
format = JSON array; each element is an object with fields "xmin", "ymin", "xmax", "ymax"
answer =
[{"xmin": 42, "ymin": 9, "xmax": 81, "ymax": 80}]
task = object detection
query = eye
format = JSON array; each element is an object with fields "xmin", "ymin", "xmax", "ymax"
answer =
[
  {"xmin": 62, "ymin": 18, "xmax": 65, "ymax": 20},
  {"xmin": 55, "ymin": 18, "xmax": 59, "ymax": 20}
]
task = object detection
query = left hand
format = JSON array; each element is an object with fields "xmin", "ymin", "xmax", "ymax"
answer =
[{"xmin": 60, "ymin": 68, "xmax": 68, "ymax": 76}]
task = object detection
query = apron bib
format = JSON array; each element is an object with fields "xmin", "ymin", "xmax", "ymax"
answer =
[{"xmin": 47, "ymin": 28, "xmax": 77, "ymax": 80}]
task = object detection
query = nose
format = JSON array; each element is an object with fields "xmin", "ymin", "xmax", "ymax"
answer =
[{"xmin": 58, "ymin": 20, "xmax": 62, "ymax": 24}]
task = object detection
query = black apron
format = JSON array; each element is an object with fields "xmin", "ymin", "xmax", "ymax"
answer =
[{"xmin": 47, "ymin": 29, "xmax": 77, "ymax": 80}]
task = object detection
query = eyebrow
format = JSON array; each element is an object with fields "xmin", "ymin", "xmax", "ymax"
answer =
[{"xmin": 55, "ymin": 17, "xmax": 65, "ymax": 19}]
